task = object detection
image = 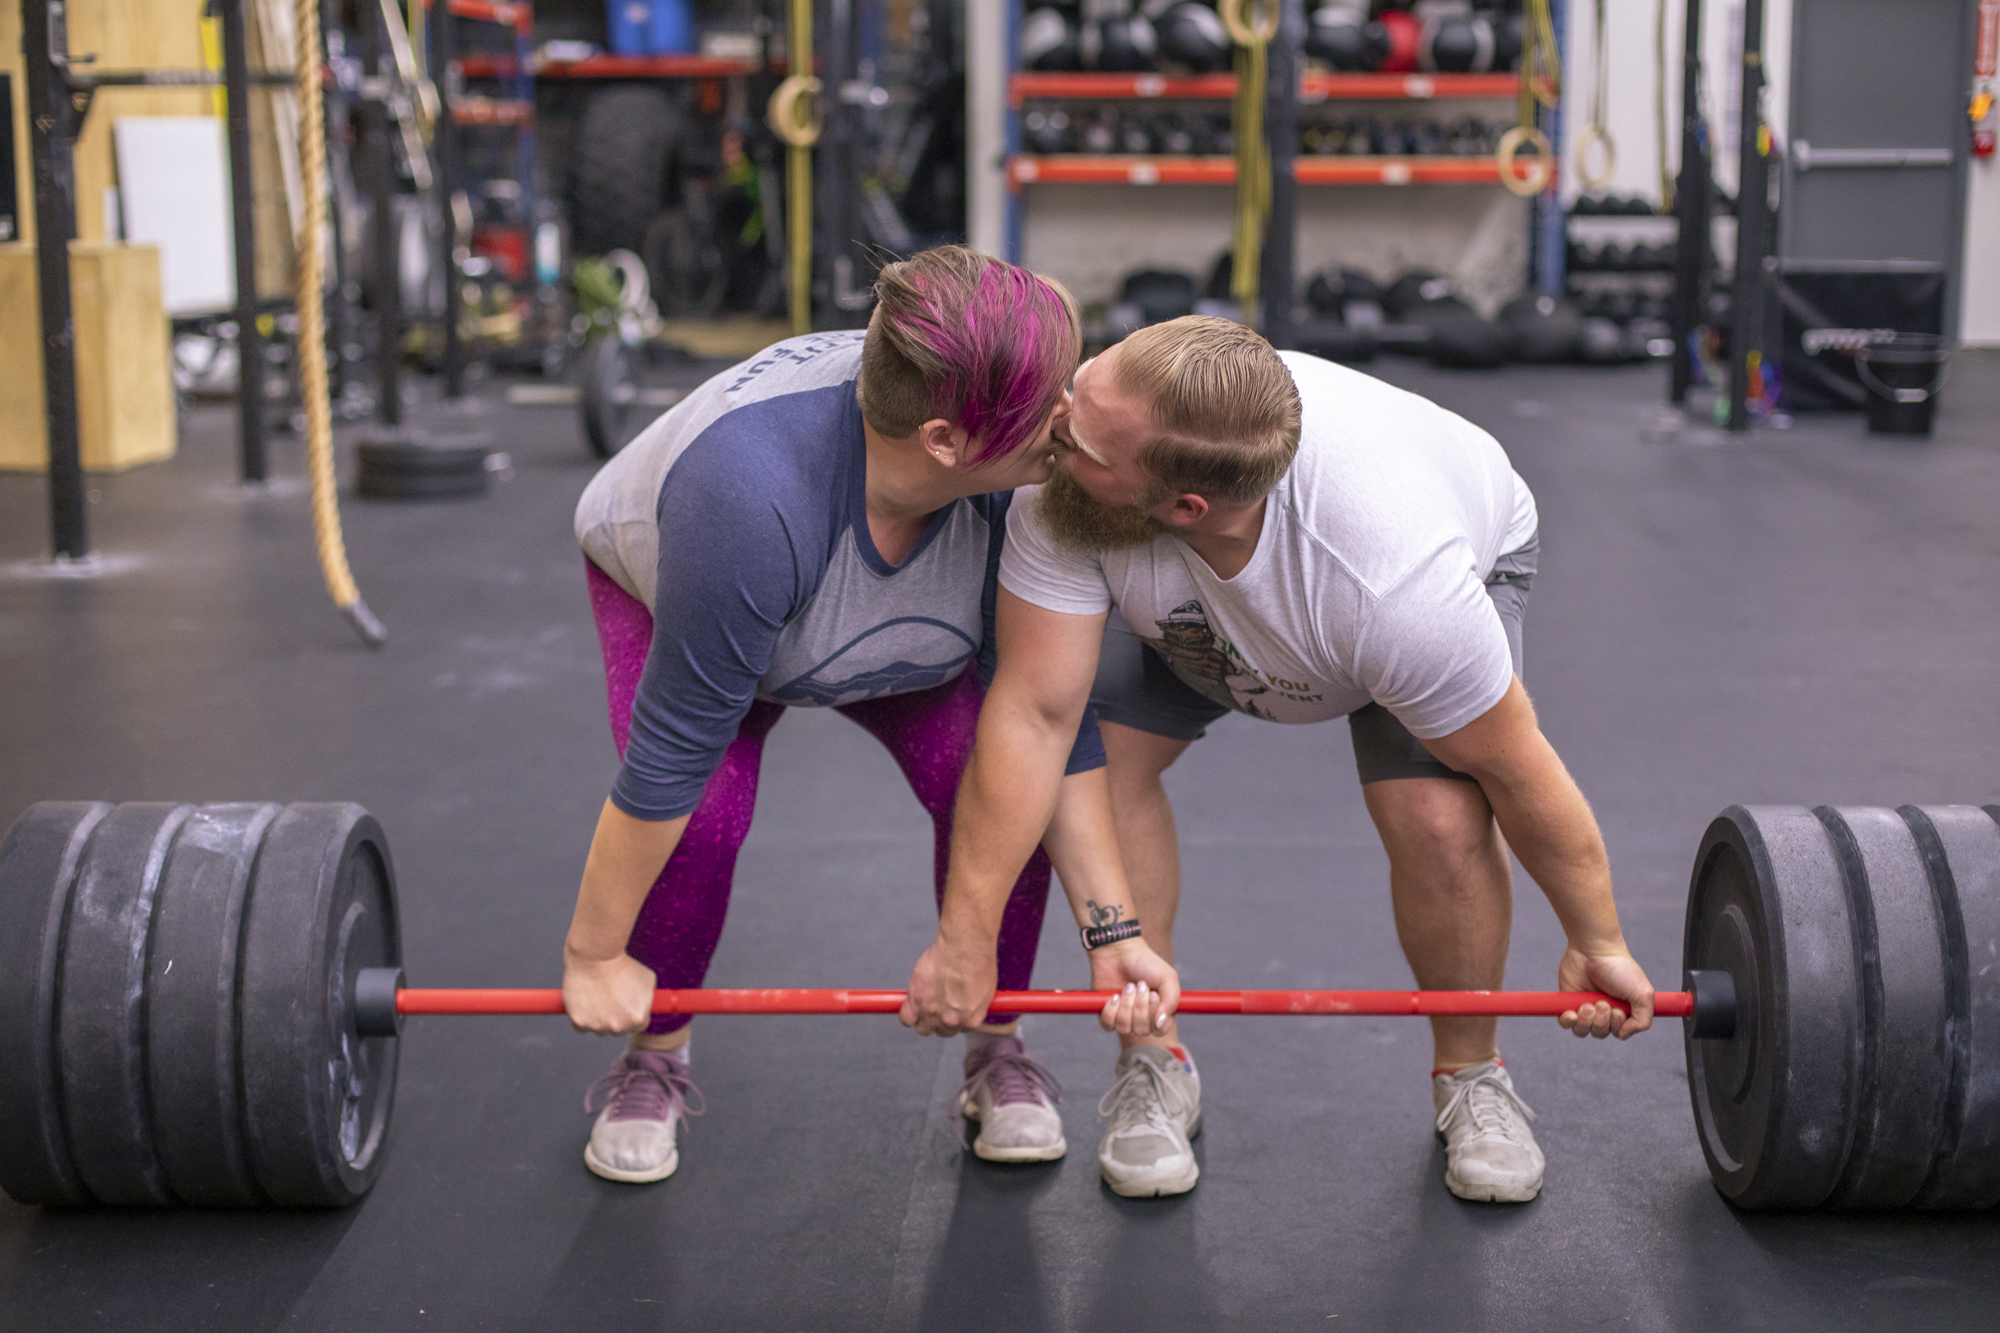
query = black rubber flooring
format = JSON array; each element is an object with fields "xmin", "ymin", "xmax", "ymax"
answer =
[{"xmin": 3, "ymin": 352, "xmax": 1998, "ymax": 1331}]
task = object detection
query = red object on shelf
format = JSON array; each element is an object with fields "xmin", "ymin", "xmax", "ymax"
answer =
[
  {"xmin": 472, "ymin": 226, "xmax": 529, "ymax": 282},
  {"xmin": 1009, "ymin": 71, "xmax": 1517, "ymax": 105},
  {"xmin": 1372, "ymin": 11, "xmax": 1421, "ymax": 73},
  {"xmin": 447, "ymin": 0, "xmax": 533, "ymax": 34},
  {"xmin": 397, "ymin": 987, "xmax": 1694, "ymax": 1018},
  {"xmin": 450, "ymin": 96, "xmax": 535, "ymax": 127},
  {"xmin": 1008, "ymin": 154, "xmax": 1524, "ymax": 188},
  {"xmin": 458, "ymin": 52, "xmax": 768, "ymax": 79}
]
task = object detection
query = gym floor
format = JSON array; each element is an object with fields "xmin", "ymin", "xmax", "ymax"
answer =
[{"xmin": 3, "ymin": 354, "xmax": 1998, "ymax": 1331}]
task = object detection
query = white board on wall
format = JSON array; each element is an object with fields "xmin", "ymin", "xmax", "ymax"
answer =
[{"xmin": 113, "ymin": 117, "xmax": 234, "ymax": 316}]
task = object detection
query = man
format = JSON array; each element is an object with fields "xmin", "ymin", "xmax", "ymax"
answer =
[{"xmin": 902, "ymin": 316, "xmax": 1655, "ymax": 1203}]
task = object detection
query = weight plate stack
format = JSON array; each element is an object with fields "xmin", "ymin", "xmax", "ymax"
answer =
[
  {"xmin": 59, "ymin": 803, "xmax": 199, "ymax": 1205},
  {"xmin": 356, "ymin": 430, "xmax": 494, "ymax": 500},
  {"xmin": 0, "ymin": 801, "xmax": 402, "ymax": 1210},
  {"xmin": 240, "ymin": 805, "xmax": 402, "ymax": 1207},
  {"xmin": 1900, "ymin": 805, "xmax": 2000, "ymax": 1208},
  {"xmin": 1687, "ymin": 804, "xmax": 2000, "ymax": 1211},
  {"xmin": 0, "ymin": 802, "xmax": 113, "ymax": 1206},
  {"xmin": 148, "ymin": 803, "xmax": 284, "ymax": 1206},
  {"xmin": 1684, "ymin": 805, "xmax": 1862, "ymax": 1210}
]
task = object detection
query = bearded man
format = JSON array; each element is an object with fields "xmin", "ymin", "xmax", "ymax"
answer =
[{"xmin": 901, "ymin": 316, "xmax": 1656, "ymax": 1203}]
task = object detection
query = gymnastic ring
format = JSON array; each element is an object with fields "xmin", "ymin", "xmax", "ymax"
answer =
[
  {"xmin": 1575, "ymin": 122, "xmax": 1617, "ymax": 194},
  {"xmin": 766, "ymin": 74, "xmax": 823, "ymax": 148},
  {"xmin": 1218, "ymin": 0, "xmax": 1279, "ymax": 48},
  {"xmin": 1495, "ymin": 125, "xmax": 1554, "ymax": 198}
]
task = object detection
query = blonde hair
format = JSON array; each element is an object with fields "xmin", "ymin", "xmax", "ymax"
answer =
[{"xmin": 1111, "ymin": 316, "xmax": 1301, "ymax": 504}]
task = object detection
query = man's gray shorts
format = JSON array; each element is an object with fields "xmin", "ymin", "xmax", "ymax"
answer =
[{"xmin": 1089, "ymin": 538, "xmax": 1537, "ymax": 786}]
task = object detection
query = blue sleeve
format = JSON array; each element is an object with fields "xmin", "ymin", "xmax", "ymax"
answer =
[
  {"xmin": 611, "ymin": 442, "xmax": 828, "ymax": 821},
  {"xmin": 979, "ymin": 492, "xmax": 1105, "ymax": 777}
]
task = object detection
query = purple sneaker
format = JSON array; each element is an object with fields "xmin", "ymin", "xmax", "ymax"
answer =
[
  {"xmin": 959, "ymin": 1035, "xmax": 1066, "ymax": 1163},
  {"xmin": 584, "ymin": 1048, "xmax": 704, "ymax": 1183}
]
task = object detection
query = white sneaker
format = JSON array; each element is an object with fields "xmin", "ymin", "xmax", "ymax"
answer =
[
  {"xmin": 1432, "ymin": 1060, "xmax": 1544, "ymax": 1203},
  {"xmin": 1097, "ymin": 1045, "xmax": 1201, "ymax": 1198},
  {"xmin": 959, "ymin": 1034, "xmax": 1067, "ymax": 1163},
  {"xmin": 583, "ymin": 1048, "xmax": 703, "ymax": 1183}
]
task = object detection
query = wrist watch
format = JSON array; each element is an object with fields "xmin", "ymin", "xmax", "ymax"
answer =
[{"xmin": 1080, "ymin": 918, "xmax": 1143, "ymax": 951}]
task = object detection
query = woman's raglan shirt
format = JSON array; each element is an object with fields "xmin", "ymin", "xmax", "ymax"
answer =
[{"xmin": 575, "ymin": 331, "xmax": 1104, "ymax": 821}]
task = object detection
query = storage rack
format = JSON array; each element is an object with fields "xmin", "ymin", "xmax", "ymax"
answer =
[
  {"xmin": 1002, "ymin": 1, "xmax": 1569, "ymax": 345},
  {"xmin": 436, "ymin": 0, "xmax": 540, "ymax": 394}
]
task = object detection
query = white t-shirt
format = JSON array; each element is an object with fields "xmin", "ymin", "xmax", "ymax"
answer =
[{"xmin": 1000, "ymin": 352, "xmax": 1539, "ymax": 740}]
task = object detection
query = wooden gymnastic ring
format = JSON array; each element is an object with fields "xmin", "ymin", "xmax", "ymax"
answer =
[
  {"xmin": 1217, "ymin": 0, "xmax": 1279, "ymax": 47},
  {"xmin": 766, "ymin": 74, "xmax": 823, "ymax": 149},
  {"xmin": 1575, "ymin": 122, "xmax": 1617, "ymax": 194},
  {"xmin": 1496, "ymin": 125, "xmax": 1554, "ymax": 197}
]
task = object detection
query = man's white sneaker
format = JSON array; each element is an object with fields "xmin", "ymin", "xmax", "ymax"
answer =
[
  {"xmin": 1432, "ymin": 1060, "xmax": 1544, "ymax": 1203},
  {"xmin": 960, "ymin": 1034, "xmax": 1067, "ymax": 1162},
  {"xmin": 1097, "ymin": 1045, "xmax": 1201, "ymax": 1198},
  {"xmin": 583, "ymin": 1048, "xmax": 703, "ymax": 1183}
]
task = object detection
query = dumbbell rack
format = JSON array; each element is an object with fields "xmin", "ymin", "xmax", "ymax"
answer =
[{"xmin": 1007, "ymin": 69, "xmax": 1526, "ymax": 190}]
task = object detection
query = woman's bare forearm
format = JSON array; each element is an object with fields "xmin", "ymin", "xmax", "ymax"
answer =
[
  {"xmin": 1039, "ymin": 768, "xmax": 1143, "ymax": 931},
  {"xmin": 564, "ymin": 799, "xmax": 690, "ymax": 963}
]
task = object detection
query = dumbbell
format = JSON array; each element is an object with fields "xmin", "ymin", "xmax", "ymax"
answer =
[{"xmin": 6, "ymin": 800, "xmax": 2000, "ymax": 1211}]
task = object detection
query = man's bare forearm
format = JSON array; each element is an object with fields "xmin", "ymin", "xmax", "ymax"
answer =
[
  {"xmin": 938, "ymin": 697, "xmax": 1077, "ymax": 951},
  {"xmin": 1480, "ymin": 760, "xmax": 1624, "ymax": 952}
]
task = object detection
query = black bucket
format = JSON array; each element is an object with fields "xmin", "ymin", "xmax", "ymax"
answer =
[{"xmin": 1854, "ymin": 334, "xmax": 1950, "ymax": 436}]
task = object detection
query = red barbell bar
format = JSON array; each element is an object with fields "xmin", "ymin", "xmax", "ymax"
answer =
[{"xmin": 392, "ymin": 987, "xmax": 1693, "ymax": 1017}]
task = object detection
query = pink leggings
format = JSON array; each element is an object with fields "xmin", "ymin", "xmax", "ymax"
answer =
[{"xmin": 587, "ymin": 560, "xmax": 1052, "ymax": 1034}]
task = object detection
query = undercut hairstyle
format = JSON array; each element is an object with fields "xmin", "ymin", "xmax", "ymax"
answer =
[
  {"xmin": 1111, "ymin": 316, "xmax": 1302, "ymax": 505},
  {"xmin": 858, "ymin": 246, "xmax": 1082, "ymax": 467}
]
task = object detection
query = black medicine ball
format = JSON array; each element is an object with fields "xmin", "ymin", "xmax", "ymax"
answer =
[
  {"xmin": 1490, "ymin": 11, "xmax": 1523, "ymax": 69},
  {"xmin": 1500, "ymin": 292, "xmax": 1586, "ymax": 363},
  {"xmin": 1156, "ymin": 2, "xmax": 1230, "ymax": 73},
  {"xmin": 1306, "ymin": 8, "xmax": 1370, "ymax": 70},
  {"xmin": 1020, "ymin": 8, "xmax": 1081, "ymax": 71},
  {"xmin": 1081, "ymin": 14, "xmax": 1158, "ymax": 71},
  {"xmin": 1419, "ymin": 16, "xmax": 1494, "ymax": 73}
]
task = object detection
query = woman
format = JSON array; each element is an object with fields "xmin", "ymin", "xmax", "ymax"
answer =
[{"xmin": 564, "ymin": 246, "xmax": 1178, "ymax": 1183}]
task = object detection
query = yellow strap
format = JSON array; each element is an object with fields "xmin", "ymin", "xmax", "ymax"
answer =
[
  {"xmin": 1222, "ymin": 0, "xmax": 1275, "ymax": 317},
  {"xmin": 779, "ymin": 0, "xmax": 815, "ymax": 335}
]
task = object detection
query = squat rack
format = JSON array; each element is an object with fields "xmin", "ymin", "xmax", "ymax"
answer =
[{"xmin": 20, "ymin": 0, "xmax": 292, "ymax": 559}]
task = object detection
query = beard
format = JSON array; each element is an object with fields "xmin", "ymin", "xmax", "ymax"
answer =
[{"xmin": 1034, "ymin": 461, "xmax": 1171, "ymax": 553}]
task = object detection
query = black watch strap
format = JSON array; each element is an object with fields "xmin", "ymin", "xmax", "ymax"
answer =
[{"xmin": 1080, "ymin": 919, "xmax": 1143, "ymax": 951}]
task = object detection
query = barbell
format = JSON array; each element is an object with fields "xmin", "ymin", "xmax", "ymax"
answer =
[{"xmin": 0, "ymin": 800, "xmax": 1995, "ymax": 1211}]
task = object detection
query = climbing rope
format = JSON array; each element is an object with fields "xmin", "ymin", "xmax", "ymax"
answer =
[
  {"xmin": 767, "ymin": 0, "xmax": 821, "ymax": 335},
  {"xmin": 1496, "ymin": 0, "xmax": 1561, "ymax": 198},
  {"xmin": 1219, "ymin": 0, "xmax": 1277, "ymax": 316},
  {"xmin": 295, "ymin": 0, "xmax": 386, "ymax": 647},
  {"xmin": 1654, "ymin": 0, "xmax": 1672, "ymax": 210},
  {"xmin": 1574, "ymin": 0, "xmax": 1616, "ymax": 192}
]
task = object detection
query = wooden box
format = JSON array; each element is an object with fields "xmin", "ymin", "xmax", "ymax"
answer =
[{"xmin": 0, "ymin": 242, "xmax": 176, "ymax": 472}]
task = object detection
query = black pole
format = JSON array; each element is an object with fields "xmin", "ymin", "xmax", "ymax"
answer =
[
  {"xmin": 22, "ymin": 0, "xmax": 88, "ymax": 559},
  {"xmin": 1667, "ymin": 0, "xmax": 1706, "ymax": 405},
  {"xmin": 817, "ymin": 0, "xmax": 859, "ymax": 327},
  {"xmin": 217, "ymin": 0, "xmax": 267, "ymax": 480},
  {"xmin": 362, "ymin": 6, "xmax": 402, "ymax": 427},
  {"xmin": 1259, "ymin": 0, "xmax": 1302, "ymax": 350},
  {"xmin": 434, "ymin": 0, "xmax": 463, "ymax": 398},
  {"xmin": 1726, "ymin": 0, "xmax": 1769, "ymax": 432}
]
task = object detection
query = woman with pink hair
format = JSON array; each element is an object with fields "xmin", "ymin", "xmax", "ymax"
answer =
[{"xmin": 563, "ymin": 246, "xmax": 1177, "ymax": 1184}]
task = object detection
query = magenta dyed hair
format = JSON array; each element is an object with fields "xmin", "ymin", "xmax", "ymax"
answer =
[{"xmin": 860, "ymin": 247, "xmax": 1081, "ymax": 467}]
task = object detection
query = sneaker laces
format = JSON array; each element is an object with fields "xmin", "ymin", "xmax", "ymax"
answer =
[
  {"xmin": 586, "ymin": 1049, "xmax": 706, "ymax": 1124},
  {"xmin": 1097, "ymin": 1055, "xmax": 1188, "ymax": 1136},
  {"xmin": 1434, "ymin": 1067, "xmax": 1537, "ymax": 1144},
  {"xmin": 957, "ymin": 1040, "xmax": 1062, "ymax": 1118}
]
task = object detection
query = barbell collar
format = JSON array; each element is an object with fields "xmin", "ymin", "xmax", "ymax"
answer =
[
  {"xmin": 1684, "ymin": 968, "xmax": 1738, "ymax": 1040},
  {"xmin": 353, "ymin": 967, "xmax": 406, "ymax": 1037}
]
